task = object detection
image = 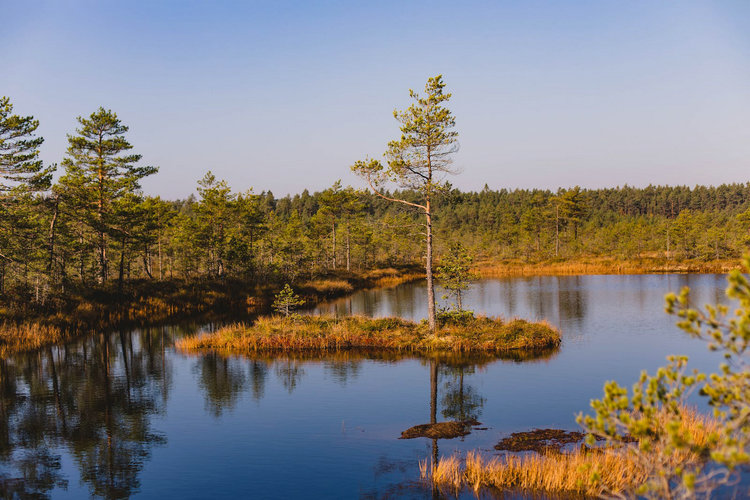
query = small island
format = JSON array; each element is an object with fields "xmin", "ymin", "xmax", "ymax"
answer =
[{"xmin": 175, "ymin": 314, "xmax": 561, "ymax": 354}]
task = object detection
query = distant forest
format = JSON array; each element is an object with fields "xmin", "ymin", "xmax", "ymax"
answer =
[{"xmin": 2, "ymin": 99, "xmax": 750, "ymax": 305}]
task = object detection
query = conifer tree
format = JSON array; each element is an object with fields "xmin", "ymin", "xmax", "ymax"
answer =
[
  {"xmin": 0, "ymin": 97, "xmax": 54, "ymax": 293},
  {"xmin": 352, "ymin": 75, "xmax": 458, "ymax": 331},
  {"xmin": 0, "ymin": 96, "xmax": 53, "ymax": 194},
  {"xmin": 272, "ymin": 284, "xmax": 305, "ymax": 317},
  {"xmin": 59, "ymin": 108, "xmax": 157, "ymax": 283},
  {"xmin": 436, "ymin": 242, "xmax": 477, "ymax": 312}
]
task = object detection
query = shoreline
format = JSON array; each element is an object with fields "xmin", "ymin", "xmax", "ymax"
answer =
[
  {"xmin": 0, "ymin": 257, "xmax": 737, "ymax": 358},
  {"xmin": 475, "ymin": 256, "xmax": 737, "ymax": 277}
]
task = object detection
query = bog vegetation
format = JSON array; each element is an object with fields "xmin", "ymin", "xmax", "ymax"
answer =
[{"xmin": 175, "ymin": 314, "xmax": 561, "ymax": 355}]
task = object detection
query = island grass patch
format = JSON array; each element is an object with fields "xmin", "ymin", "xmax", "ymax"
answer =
[{"xmin": 175, "ymin": 314, "xmax": 561, "ymax": 354}]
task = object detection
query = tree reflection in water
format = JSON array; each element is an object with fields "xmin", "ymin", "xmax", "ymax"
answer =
[
  {"xmin": 0, "ymin": 328, "xmax": 170, "ymax": 499},
  {"xmin": 195, "ymin": 353, "xmax": 247, "ymax": 416}
]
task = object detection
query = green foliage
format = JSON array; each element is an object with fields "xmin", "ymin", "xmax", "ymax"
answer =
[
  {"xmin": 352, "ymin": 75, "xmax": 460, "ymax": 331},
  {"xmin": 437, "ymin": 242, "xmax": 477, "ymax": 312},
  {"xmin": 0, "ymin": 96, "xmax": 52, "ymax": 193},
  {"xmin": 578, "ymin": 258, "xmax": 750, "ymax": 498},
  {"xmin": 58, "ymin": 107, "xmax": 157, "ymax": 283},
  {"xmin": 272, "ymin": 284, "xmax": 305, "ymax": 317},
  {"xmin": 437, "ymin": 309, "xmax": 475, "ymax": 326},
  {"xmin": 5, "ymin": 94, "xmax": 750, "ymax": 308}
]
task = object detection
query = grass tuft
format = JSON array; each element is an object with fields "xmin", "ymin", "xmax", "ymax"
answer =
[{"xmin": 422, "ymin": 406, "xmax": 721, "ymax": 497}]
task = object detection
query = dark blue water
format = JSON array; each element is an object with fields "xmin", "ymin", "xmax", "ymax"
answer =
[{"xmin": 0, "ymin": 274, "xmax": 734, "ymax": 498}]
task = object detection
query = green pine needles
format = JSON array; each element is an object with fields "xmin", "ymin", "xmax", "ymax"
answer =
[
  {"xmin": 577, "ymin": 257, "xmax": 750, "ymax": 498},
  {"xmin": 437, "ymin": 242, "xmax": 477, "ymax": 313},
  {"xmin": 272, "ymin": 284, "xmax": 305, "ymax": 317}
]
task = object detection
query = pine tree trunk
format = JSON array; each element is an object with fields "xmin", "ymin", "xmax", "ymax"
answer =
[
  {"xmin": 99, "ymin": 230, "xmax": 107, "ymax": 283},
  {"xmin": 555, "ymin": 205, "xmax": 560, "ymax": 257},
  {"xmin": 143, "ymin": 243, "xmax": 153, "ymax": 279},
  {"xmin": 332, "ymin": 219, "xmax": 337, "ymax": 270},
  {"xmin": 118, "ymin": 237, "xmax": 126, "ymax": 291},
  {"xmin": 346, "ymin": 225, "xmax": 350, "ymax": 272},
  {"xmin": 158, "ymin": 229, "xmax": 163, "ymax": 280},
  {"xmin": 47, "ymin": 197, "xmax": 59, "ymax": 280},
  {"xmin": 425, "ymin": 201, "xmax": 437, "ymax": 332}
]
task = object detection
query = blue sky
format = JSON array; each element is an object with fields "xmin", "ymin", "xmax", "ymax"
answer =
[{"xmin": 3, "ymin": 1, "xmax": 750, "ymax": 198}]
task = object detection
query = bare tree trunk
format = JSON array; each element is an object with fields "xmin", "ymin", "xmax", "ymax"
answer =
[
  {"xmin": 118, "ymin": 237, "xmax": 126, "ymax": 291},
  {"xmin": 47, "ymin": 197, "xmax": 59, "ymax": 279},
  {"xmin": 99, "ymin": 230, "xmax": 107, "ymax": 283},
  {"xmin": 158, "ymin": 228, "xmax": 163, "ymax": 280},
  {"xmin": 425, "ymin": 201, "xmax": 437, "ymax": 331},
  {"xmin": 143, "ymin": 243, "xmax": 153, "ymax": 279},
  {"xmin": 555, "ymin": 205, "xmax": 560, "ymax": 257},
  {"xmin": 346, "ymin": 224, "xmax": 351, "ymax": 272},
  {"xmin": 331, "ymin": 219, "xmax": 337, "ymax": 270}
]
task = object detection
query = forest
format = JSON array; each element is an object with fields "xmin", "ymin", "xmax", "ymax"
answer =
[{"xmin": 2, "ymin": 96, "xmax": 750, "ymax": 312}]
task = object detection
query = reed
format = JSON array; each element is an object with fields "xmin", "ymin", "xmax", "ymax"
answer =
[
  {"xmin": 422, "ymin": 407, "xmax": 721, "ymax": 497},
  {"xmin": 175, "ymin": 314, "xmax": 561, "ymax": 354}
]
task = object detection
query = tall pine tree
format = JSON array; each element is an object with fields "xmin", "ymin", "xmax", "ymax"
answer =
[{"xmin": 59, "ymin": 108, "xmax": 157, "ymax": 283}]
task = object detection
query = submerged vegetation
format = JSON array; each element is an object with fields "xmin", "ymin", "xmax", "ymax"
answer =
[{"xmin": 175, "ymin": 314, "xmax": 561, "ymax": 355}]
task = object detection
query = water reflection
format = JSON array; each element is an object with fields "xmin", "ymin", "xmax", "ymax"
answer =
[
  {"xmin": 0, "ymin": 274, "xmax": 734, "ymax": 499},
  {"xmin": 0, "ymin": 329, "xmax": 170, "ymax": 499},
  {"xmin": 195, "ymin": 354, "xmax": 247, "ymax": 416},
  {"xmin": 441, "ymin": 364, "xmax": 485, "ymax": 422}
]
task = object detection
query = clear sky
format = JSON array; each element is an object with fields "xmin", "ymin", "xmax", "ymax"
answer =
[{"xmin": 3, "ymin": 0, "xmax": 750, "ymax": 198}]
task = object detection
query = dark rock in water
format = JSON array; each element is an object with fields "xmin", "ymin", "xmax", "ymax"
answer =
[
  {"xmin": 399, "ymin": 419, "xmax": 481, "ymax": 439},
  {"xmin": 494, "ymin": 428, "xmax": 586, "ymax": 453}
]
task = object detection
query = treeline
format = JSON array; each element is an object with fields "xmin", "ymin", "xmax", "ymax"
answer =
[{"xmin": 2, "ymin": 97, "xmax": 750, "ymax": 308}]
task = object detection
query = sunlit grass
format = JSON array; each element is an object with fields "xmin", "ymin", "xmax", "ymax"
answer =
[
  {"xmin": 0, "ymin": 322, "xmax": 76, "ymax": 357},
  {"xmin": 421, "ymin": 406, "xmax": 721, "ymax": 497},
  {"xmin": 477, "ymin": 256, "xmax": 736, "ymax": 277},
  {"xmin": 175, "ymin": 314, "xmax": 561, "ymax": 354}
]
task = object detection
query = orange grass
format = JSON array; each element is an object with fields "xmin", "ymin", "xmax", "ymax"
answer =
[
  {"xmin": 175, "ymin": 314, "xmax": 561, "ymax": 354},
  {"xmin": 0, "ymin": 322, "xmax": 78, "ymax": 357},
  {"xmin": 476, "ymin": 257, "xmax": 737, "ymax": 277},
  {"xmin": 422, "ymin": 407, "xmax": 721, "ymax": 497}
]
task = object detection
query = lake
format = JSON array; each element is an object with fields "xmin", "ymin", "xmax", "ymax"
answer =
[{"xmin": 0, "ymin": 274, "xmax": 733, "ymax": 498}]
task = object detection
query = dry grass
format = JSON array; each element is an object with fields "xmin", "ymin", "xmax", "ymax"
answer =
[
  {"xmin": 362, "ymin": 268, "xmax": 425, "ymax": 287},
  {"xmin": 477, "ymin": 257, "xmax": 738, "ymax": 277},
  {"xmin": 300, "ymin": 279, "xmax": 354, "ymax": 296},
  {"xmin": 422, "ymin": 407, "xmax": 721, "ymax": 497},
  {"xmin": 175, "ymin": 314, "xmax": 561, "ymax": 354},
  {"xmin": 0, "ymin": 322, "xmax": 77, "ymax": 357}
]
